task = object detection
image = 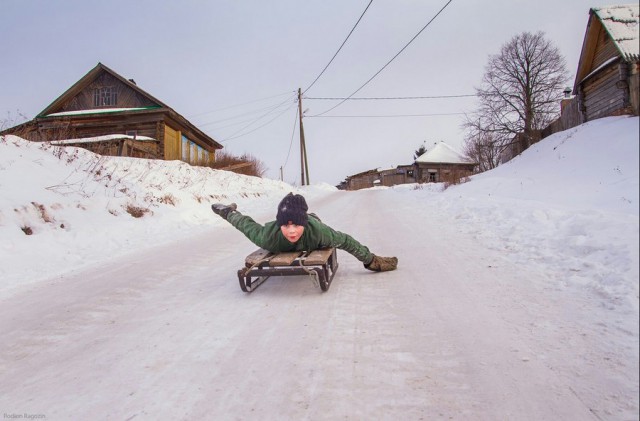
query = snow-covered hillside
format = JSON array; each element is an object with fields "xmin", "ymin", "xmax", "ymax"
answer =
[{"xmin": 0, "ymin": 116, "xmax": 638, "ymax": 419}]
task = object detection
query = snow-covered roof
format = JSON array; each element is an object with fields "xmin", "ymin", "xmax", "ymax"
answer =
[
  {"xmin": 45, "ymin": 107, "xmax": 157, "ymax": 117},
  {"xmin": 49, "ymin": 134, "xmax": 157, "ymax": 145},
  {"xmin": 415, "ymin": 142, "xmax": 472, "ymax": 164},
  {"xmin": 593, "ymin": 4, "xmax": 639, "ymax": 62}
]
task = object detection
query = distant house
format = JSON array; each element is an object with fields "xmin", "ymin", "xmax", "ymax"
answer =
[
  {"xmin": 414, "ymin": 142, "xmax": 476, "ymax": 183},
  {"xmin": 1, "ymin": 63, "xmax": 222, "ymax": 165},
  {"xmin": 341, "ymin": 143, "xmax": 474, "ymax": 190},
  {"xmin": 342, "ymin": 165, "xmax": 417, "ymax": 190},
  {"xmin": 573, "ymin": 4, "xmax": 639, "ymax": 121}
]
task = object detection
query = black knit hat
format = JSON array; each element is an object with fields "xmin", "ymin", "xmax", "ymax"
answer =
[{"xmin": 276, "ymin": 193, "xmax": 309, "ymax": 226}]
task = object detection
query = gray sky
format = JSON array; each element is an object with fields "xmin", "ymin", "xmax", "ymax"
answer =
[{"xmin": 0, "ymin": 0, "xmax": 624, "ymax": 185}]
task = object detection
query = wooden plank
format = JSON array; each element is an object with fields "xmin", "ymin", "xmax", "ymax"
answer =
[
  {"xmin": 269, "ymin": 252, "xmax": 302, "ymax": 267},
  {"xmin": 304, "ymin": 249, "xmax": 334, "ymax": 265},
  {"xmin": 245, "ymin": 249, "xmax": 273, "ymax": 267}
]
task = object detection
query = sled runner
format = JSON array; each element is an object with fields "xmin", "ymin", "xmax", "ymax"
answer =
[{"xmin": 237, "ymin": 247, "xmax": 339, "ymax": 293}]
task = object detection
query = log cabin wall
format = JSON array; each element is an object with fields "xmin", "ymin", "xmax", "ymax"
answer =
[
  {"xmin": 0, "ymin": 63, "xmax": 223, "ymax": 165},
  {"xmin": 164, "ymin": 124, "xmax": 181, "ymax": 160},
  {"xmin": 60, "ymin": 73, "xmax": 156, "ymax": 112},
  {"xmin": 582, "ymin": 62, "xmax": 627, "ymax": 121},
  {"xmin": 592, "ymin": 22, "xmax": 619, "ymax": 69}
]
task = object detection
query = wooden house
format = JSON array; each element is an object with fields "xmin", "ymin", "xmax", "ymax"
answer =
[
  {"xmin": 343, "ymin": 143, "xmax": 473, "ymax": 190},
  {"xmin": 343, "ymin": 165, "xmax": 417, "ymax": 190},
  {"xmin": 573, "ymin": 4, "xmax": 639, "ymax": 121},
  {"xmin": 344, "ymin": 168, "xmax": 381, "ymax": 190},
  {"xmin": 414, "ymin": 142, "xmax": 476, "ymax": 183},
  {"xmin": 1, "ymin": 63, "xmax": 222, "ymax": 165}
]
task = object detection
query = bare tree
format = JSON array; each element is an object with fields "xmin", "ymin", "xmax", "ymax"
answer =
[
  {"xmin": 463, "ymin": 31, "xmax": 568, "ymax": 170},
  {"xmin": 463, "ymin": 128, "xmax": 501, "ymax": 172},
  {"xmin": 1, "ymin": 110, "xmax": 29, "ymax": 131}
]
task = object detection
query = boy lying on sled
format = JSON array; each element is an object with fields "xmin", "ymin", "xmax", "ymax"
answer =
[{"xmin": 211, "ymin": 193, "xmax": 398, "ymax": 272}]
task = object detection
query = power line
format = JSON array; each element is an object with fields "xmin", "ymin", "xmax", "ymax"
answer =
[
  {"xmin": 187, "ymin": 90, "xmax": 295, "ymax": 118},
  {"xmin": 283, "ymin": 106, "xmax": 299, "ymax": 170},
  {"xmin": 217, "ymin": 93, "xmax": 296, "ymax": 140},
  {"xmin": 311, "ymin": 0, "xmax": 454, "ymax": 117},
  {"xmin": 303, "ymin": 0, "xmax": 374, "ymax": 94},
  {"xmin": 220, "ymin": 101, "xmax": 296, "ymax": 143},
  {"xmin": 307, "ymin": 112, "xmax": 467, "ymax": 118},
  {"xmin": 306, "ymin": 94, "xmax": 475, "ymax": 100},
  {"xmin": 198, "ymin": 97, "xmax": 296, "ymax": 128}
]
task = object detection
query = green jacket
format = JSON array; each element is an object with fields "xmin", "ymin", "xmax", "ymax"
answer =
[{"xmin": 227, "ymin": 211, "xmax": 373, "ymax": 264}]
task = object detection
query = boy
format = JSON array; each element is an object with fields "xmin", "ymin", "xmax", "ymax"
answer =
[{"xmin": 211, "ymin": 193, "xmax": 398, "ymax": 272}]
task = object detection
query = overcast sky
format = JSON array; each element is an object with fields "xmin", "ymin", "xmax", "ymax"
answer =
[{"xmin": 0, "ymin": 0, "xmax": 626, "ymax": 185}]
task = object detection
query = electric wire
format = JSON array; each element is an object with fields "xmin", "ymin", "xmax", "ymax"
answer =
[
  {"xmin": 198, "ymin": 97, "xmax": 295, "ymax": 129},
  {"xmin": 282, "ymin": 106, "xmax": 299, "ymax": 172},
  {"xmin": 187, "ymin": 90, "xmax": 295, "ymax": 118},
  {"xmin": 219, "ymin": 93, "xmax": 296, "ymax": 141},
  {"xmin": 220, "ymin": 100, "xmax": 297, "ymax": 142},
  {"xmin": 303, "ymin": 0, "xmax": 374, "ymax": 94},
  {"xmin": 310, "ymin": 0, "xmax": 454, "ymax": 117},
  {"xmin": 306, "ymin": 112, "xmax": 467, "ymax": 118},
  {"xmin": 305, "ymin": 94, "xmax": 475, "ymax": 100}
]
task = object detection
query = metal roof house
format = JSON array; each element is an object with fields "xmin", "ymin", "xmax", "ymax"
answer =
[
  {"xmin": 573, "ymin": 4, "xmax": 639, "ymax": 121},
  {"xmin": 1, "ymin": 63, "xmax": 222, "ymax": 165}
]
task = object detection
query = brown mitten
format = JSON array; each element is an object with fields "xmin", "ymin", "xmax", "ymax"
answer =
[{"xmin": 364, "ymin": 255, "xmax": 398, "ymax": 272}]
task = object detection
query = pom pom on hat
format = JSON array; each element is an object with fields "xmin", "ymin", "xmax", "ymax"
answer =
[{"xmin": 276, "ymin": 193, "xmax": 309, "ymax": 227}]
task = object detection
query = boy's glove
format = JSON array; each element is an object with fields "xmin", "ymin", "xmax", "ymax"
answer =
[
  {"xmin": 364, "ymin": 255, "xmax": 398, "ymax": 272},
  {"xmin": 211, "ymin": 203, "xmax": 237, "ymax": 220}
]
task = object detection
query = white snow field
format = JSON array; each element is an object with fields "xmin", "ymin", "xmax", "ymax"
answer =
[{"xmin": 0, "ymin": 116, "xmax": 638, "ymax": 420}]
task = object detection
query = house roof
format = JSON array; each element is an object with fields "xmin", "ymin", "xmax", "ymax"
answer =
[
  {"xmin": 34, "ymin": 62, "xmax": 222, "ymax": 149},
  {"xmin": 594, "ymin": 4, "xmax": 639, "ymax": 63},
  {"xmin": 573, "ymin": 4, "xmax": 639, "ymax": 93},
  {"xmin": 38, "ymin": 63, "xmax": 169, "ymax": 117},
  {"xmin": 415, "ymin": 142, "xmax": 472, "ymax": 164}
]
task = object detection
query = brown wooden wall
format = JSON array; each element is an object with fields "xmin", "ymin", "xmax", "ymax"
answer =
[
  {"xmin": 59, "ymin": 73, "xmax": 157, "ymax": 113},
  {"xmin": 591, "ymin": 24, "xmax": 619, "ymax": 69},
  {"xmin": 631, "ymin": 65, "xmax": 640, "ymax": 115},
  {"xmin": 164, "ymin": 125, "xmax": 181, "ymax": 160},
  {"xmin": 416, "ymin": 163, "xmax": 475, "ymax": 183},
  {"xmin": 583, "ymin": 63, "xmax": 626, "ymax": 121}
]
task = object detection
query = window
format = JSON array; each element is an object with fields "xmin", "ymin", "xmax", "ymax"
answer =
[
  {"xmin": 93, "ymin": 87, "xmax": 118, "ymax": 107},
  {"xmin": 181, "ymin": 135, "xmax": 190, "ymax": 162}
]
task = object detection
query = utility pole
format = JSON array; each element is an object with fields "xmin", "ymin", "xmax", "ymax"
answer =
[{"xmin": 298, "ymin": 88, "xmax": 310, "ymax": 185}]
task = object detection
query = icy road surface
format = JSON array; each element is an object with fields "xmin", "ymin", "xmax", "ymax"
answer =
[{"xmin": 0, "ymin": 189, "xmax": 637, "ymax": 420}]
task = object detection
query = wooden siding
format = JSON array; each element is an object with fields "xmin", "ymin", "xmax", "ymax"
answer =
[
  {"xmin": 1, "ymin": 63, "xmax": 222, "ymax": 166},
  {"xmin": 164, "ymin": 125, "xmax": 181, "ymax": 160},
  {"xmin": 56, "ymin": 73, "xmax": 157, "ymax": 114},
  {"xmin": 631, "ymin": 64, "xmax": 640, "ymax": 115},
  {"xmin": 591, "ymin": 24, "xmax": 619, "ymax": 69},
  {"xmin": 415, "ymin": 163, "xmax": 475, "ymax": 183},
  {"xmin": 583, "ymin": 62, "xmax": 627, "ymax": 120}
]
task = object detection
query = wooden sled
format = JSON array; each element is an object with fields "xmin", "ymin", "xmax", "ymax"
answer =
[{"xmin": 237, "ymin": 248, "xmax": 339, "ymax": 293}]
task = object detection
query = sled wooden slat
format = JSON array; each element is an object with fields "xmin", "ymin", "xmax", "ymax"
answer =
[
  {"xmin": 245, "ymin": 249, "xmax": 272, "ymax": 267},
  {"xmin": 304, "ymin": 249, "xmax": 333, "ymax": 265},
  {"xmin": 269, "ymin": 251, "xmax": 303, "ymax": 266},
  {"xmin": 237, "ymin": 248, "xmax": 339, "ymax": 293}
]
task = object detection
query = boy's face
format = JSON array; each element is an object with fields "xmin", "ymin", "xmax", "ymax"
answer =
[{"xmin": 280, "ymin": 222, "xmax": 305, "ymax": 243}]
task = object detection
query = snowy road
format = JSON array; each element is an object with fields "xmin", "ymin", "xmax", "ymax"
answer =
[{"xmin": 0, "ymin": 189, "xmax": 637, "ymax": 420}]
